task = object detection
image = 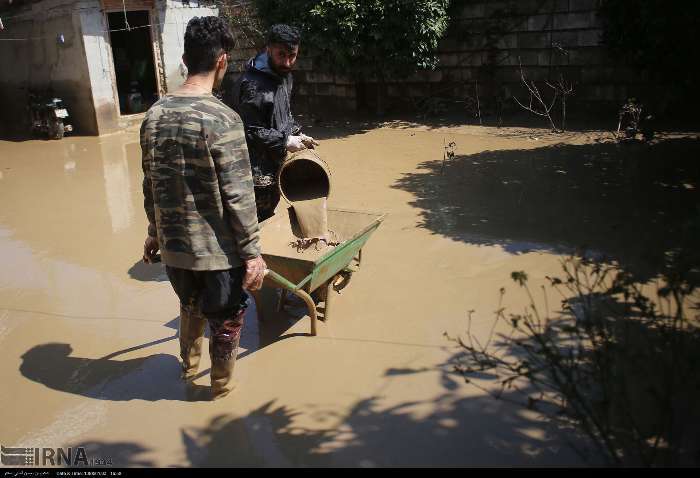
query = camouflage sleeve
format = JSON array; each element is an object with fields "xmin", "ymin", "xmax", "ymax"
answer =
[
  {"xmin": 209, "ymin": 114, "xmax": 261, "ymax": 260},
  {"xmin": 140, "ymin": 120, "xmax": 157, "ymax": 238}
]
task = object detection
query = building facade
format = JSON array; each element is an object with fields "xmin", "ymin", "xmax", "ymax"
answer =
[{"xmin": 0, "ymin": 0, "xmax": 217, "ymax": 136}]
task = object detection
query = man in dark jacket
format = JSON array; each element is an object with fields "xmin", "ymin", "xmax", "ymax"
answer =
[{"xmin": 221, "ymin": 24, "xmax": 317, "ymax": 221}]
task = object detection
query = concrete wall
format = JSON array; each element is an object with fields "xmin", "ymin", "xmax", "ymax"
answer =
[{"xmin": 0, "ymin": 0, "xmax": 98, "ymax": 135}]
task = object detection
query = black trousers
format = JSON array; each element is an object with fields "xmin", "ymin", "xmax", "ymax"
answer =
[
  {"xmin": 166, "ymin": 266, "xmax": 248, "ymax": 361},
  {"xmin": 165, "ymin": 266, "xmax": 248, "ymax": 318},
  {"xmin": 254, "ymin": 185, "xmax": 281, "ymax": 222}
]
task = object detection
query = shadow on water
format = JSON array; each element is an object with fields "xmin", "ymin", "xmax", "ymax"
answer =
[
  {"xmin": 392, "ymin": 137, "xmax": 700, "ymax": 281},
  {"xmin": 442, "ymin": 279, "xmax": 700, "ymax": 466},
  {"xmin": 61, "ymin": 381, "xmax": 587, "ymax": 466},
  {"xmin": 127, "ymin": 259, "xmax": 169, "ymax": 282},
  {"xmin": 179, "ymin": 390, "xmax": 587, "ymax": 467},
  {"xmin": 65, "ymin": 441, "xmax": 155, "ymax": 467},
  {"xmin": 35, "ymin": 300, "xmax": 595, "ymax": 465},
  {"xmin": 18, "ymin": 342, "xmax": 210, "ymax": 402},
  {"xmin": 18, "ymin": 289, "xmax": 313, "ymax": 401}
]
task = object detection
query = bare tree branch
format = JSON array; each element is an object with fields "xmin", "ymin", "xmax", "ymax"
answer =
[{"xmin": 512, "ymin": 58, "xmax": 560, "ymax": 131}]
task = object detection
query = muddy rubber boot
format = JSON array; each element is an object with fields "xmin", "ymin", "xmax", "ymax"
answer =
[
  {"xmin": 209, "ymin": 309, "xmax": 244, "ymax": 400},
  {"xmin": 179, "ymin": 302, "xmax": 206, "ymax": 381},
  {"xmin": 209, "ymin": 339, "xmax": 239, "ymax": 401}
]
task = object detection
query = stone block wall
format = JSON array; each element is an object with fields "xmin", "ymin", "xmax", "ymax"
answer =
[
  {"xmin": 213, "ymin": 0, "xmax": 645, "ymax": 117},
  {"xmin": 424, "ymin": 0, "xmax": 629, "ymax": 113}
]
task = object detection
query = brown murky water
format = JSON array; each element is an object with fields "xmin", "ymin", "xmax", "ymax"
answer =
[{"xmin": 1, "ymin": 124, "xmax": 697, "ymax": 466}]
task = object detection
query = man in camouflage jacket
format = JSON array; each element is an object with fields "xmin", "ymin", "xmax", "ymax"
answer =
[{"xmin": 141, "ymin": 16, "xmax": 266, "ymax": 400}]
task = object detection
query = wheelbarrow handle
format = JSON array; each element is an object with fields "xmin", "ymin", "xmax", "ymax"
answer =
[{"xmin": 264, "ymin": 268, "xmax": 297, "ymax": 291}]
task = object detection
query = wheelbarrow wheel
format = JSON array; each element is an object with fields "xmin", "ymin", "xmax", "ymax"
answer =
[
  {"xmin": 334, "ymin": 270, "xmax": 353, "ymax": 292},
  {"xmin": 323, "ymin": 273, "xmax": 346, "ymax": 322}
]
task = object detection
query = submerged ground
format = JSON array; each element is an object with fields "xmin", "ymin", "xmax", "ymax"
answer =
[{"xmin": 0, "ymin": 120, "xmax": 698, "ymax": 467}]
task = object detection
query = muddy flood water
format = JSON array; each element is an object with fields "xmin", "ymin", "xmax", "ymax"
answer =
[{"xmin": 1, "ymin": 122, "xmax": 698, "ymax": 466}]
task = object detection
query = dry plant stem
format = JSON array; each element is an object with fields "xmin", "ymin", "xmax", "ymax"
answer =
[
  {"xmin": 512, "ymin": 59, "xmax": 559, "ymax": 131},
  {"xmin": 440, "ymin": 139, "xmax": 455, "ymax": 175},
  {"xmin": 546, "ymin": 75, "xmax": 574, "ymax": 132},
  {"xmin": 475, "ymin": 79, "xmax": 482, "ymax": 125}
]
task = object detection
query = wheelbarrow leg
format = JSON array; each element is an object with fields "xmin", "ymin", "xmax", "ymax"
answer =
[
  {"xmin": 276, "ymin": 289, "xmax": 288, "ymax": 313},
  {"xmin": 263, "ymin": 269, "xmax": 317, "ymax": 335},
  {"xmin": 289, "ymin": 288, "xmax": 317, "ymax": 336},
  {"xmin": 250, "ymin": 290, "xmax": 265, "ymax": 323},
  {"xmin": 324, "ymin": 276, "xmax": 335, "ymax": 322}
]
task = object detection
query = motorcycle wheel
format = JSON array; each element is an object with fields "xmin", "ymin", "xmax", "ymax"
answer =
[{"xmin": 49, "ymin": 120, "xmax": 65, "ymax": 140}]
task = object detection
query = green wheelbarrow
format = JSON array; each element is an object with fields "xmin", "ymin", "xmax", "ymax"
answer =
[{"xmin": 251, "ymin": 207, "xmax": 386, "ymax": 335}]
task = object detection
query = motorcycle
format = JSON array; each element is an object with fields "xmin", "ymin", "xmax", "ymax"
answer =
[{"xmin": 28, "ymin": 92, "xmax": 73, "ymax": 140}]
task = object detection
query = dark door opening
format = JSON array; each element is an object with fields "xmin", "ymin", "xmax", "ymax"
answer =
[{"xmin": 107, "ymin": 10, "xmax": 158, "ymax": 115}]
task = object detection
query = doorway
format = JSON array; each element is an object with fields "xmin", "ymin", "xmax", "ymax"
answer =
[{"xmin": 107, "ymin": 10, "xmax": 158, "ymax": 115}]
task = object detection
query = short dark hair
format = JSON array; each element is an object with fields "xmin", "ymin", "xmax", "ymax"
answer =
[
  {"xmin": 183, "ymin": 16, "xmax": 235, "ymax": 75},
  {"xmin": 267, "ymin": 24, "xmax": 301, "ymax": 48}
]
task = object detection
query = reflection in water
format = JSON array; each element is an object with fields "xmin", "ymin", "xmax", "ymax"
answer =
[
  {"xmin": 0, "ymin": 135, "xmax": 142, "ymax": 274},
  {"xmin": 101, "ymin": 140, "xmax": 135, "ymax": 233},
  {"xmin": 0, "ymin": 227, "xmax": 51, "ymax": 293}
]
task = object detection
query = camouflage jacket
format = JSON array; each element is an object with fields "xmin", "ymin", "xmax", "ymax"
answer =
[{"xmin": 141, "ymin": 93, "xmax": 260, "ymax": 270}]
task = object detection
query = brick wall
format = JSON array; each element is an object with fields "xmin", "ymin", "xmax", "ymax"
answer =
[{"xmin": 225, "ymin": 0, "xmax": 641, "ymax": 116}]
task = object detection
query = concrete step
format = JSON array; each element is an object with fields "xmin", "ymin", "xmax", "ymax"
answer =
[{"xmin": 118, "ymin": 113, "xmax": 146, "ymax": 130}]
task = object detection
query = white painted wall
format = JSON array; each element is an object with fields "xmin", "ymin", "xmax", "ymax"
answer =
[
  {"xmin": 79, "ymin": 0, "xmax": 120, "ymax": 134},
  {"xmin": 154, "ymin": 0, "xmax": 219, "ymax": 92}
]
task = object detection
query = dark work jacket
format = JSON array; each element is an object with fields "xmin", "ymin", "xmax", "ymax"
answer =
[{"xmin": 221, "ymin": 52, "xmax": 300, "ymax": 184}]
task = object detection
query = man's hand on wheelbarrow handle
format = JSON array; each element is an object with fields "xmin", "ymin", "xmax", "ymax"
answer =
[{"xmin": 243, "ymin": 256, "xmax": 267, "ymax": 291}]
